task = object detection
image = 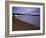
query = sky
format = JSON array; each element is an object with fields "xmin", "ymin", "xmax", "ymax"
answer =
[{"xmin": 12, "ymin": 7, "xmax": 40, "ymax": 14}]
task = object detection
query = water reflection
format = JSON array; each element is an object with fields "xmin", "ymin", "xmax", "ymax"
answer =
[{"xmin": 15, "ymin": 15, "xmax": 40, "ymax": 28}]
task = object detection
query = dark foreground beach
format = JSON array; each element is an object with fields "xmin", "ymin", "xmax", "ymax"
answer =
[{"xmin": 12, "ymin": 15, "xmax": 40, "ymax": 31}]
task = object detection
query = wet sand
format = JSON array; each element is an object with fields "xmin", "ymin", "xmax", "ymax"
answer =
[{"xmin": 12, "ymin": 15, "xmax": 40, "ymax": 31}]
